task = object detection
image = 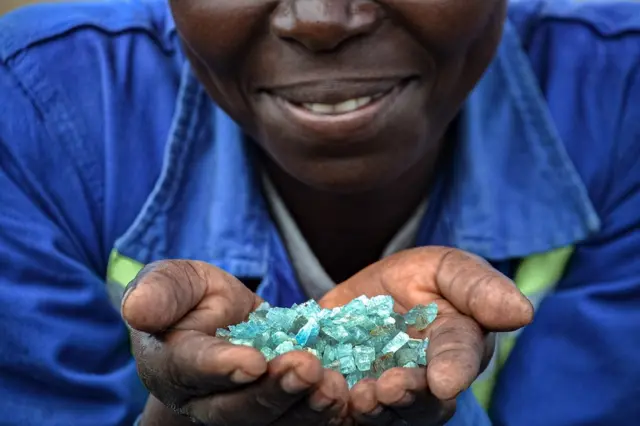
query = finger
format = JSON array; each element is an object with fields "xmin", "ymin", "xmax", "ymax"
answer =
[
  {"xmin": 376, "ymin": 367, "xmax": 426, "ymax": 407},
  {"xmin": 425, "ymin": 315, "xmax": 485, "ymax": 400},
  {"xmin": 272, "ymin": 369, "xmax": 351, "ymax": 426},
  {"xmin": 433, "ymin": 248, "xmax": 534, "ymax": 331},
  {"xmin": 122, "ymin": 260, "xmax": 262, "ymax": 334},
  {"xmin": 325, "ymin": 247, "xmax": 533, "ymax": 332},
  {"xmin": 350, "ymin": 379, "xmax": 398, "ymax": 425},
  {"xmin": 376, "ymin": 368, "xmax": 455, "ymax": 426},
  {"xmin": 132, "ymin": 329, "xmax": 268, "ymax": 403},
  {"xmin": 184, "ymin": 351, "xmax": 330, "ymax": 425}
]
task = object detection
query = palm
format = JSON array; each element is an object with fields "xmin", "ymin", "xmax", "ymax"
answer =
[{"xmin": 316, "ymin": 247, "xmax": 532, "ymax": 425}]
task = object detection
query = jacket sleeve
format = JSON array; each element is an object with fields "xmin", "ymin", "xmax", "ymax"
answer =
[
  {"xmin": 0, "ymin": 60, "xmax": 147, "ymax": 425},
  {"xmin": 490, "ymin": 25, "xmax": 640, "ymax": 426}
]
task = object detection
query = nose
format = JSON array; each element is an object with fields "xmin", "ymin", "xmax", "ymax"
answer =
[{"xmin": 272, "ymin": 0, "xmax": 382, "ymax": 52}]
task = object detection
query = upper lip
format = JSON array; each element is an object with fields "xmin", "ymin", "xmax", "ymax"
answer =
[{"xmin": 261, "ymin": 78, "xmax": 412, "ymax": 104}]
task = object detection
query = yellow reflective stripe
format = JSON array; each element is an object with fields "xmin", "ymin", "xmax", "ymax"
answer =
[
  {"xmin": 514, "ymin": 246, "xmax": 574, "ymax": 296},
  {"xmin": 472, "ymin": 373, "xmax": 496, "ymax": 410},
  {"xmin": 496, "ymin": 333, "xmax": 517, "ymax": 369},
  {"xmin": 107, "ymin": 249, "xmax": 145, "ymax": 289},
  {"xmin": 471, "ymin": 245, "xmax": 574, "ymax": 409}
]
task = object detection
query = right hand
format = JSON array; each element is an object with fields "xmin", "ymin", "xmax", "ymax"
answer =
[{"xmin": 121, "ymin": 260, "xmax": 351, "ymax": 426}]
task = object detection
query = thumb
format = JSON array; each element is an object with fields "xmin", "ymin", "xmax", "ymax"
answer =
[{"xmin": 121, "ymin": 259, "xmax": 260, "ymax": 334}]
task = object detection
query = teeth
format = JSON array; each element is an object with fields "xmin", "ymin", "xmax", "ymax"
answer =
[{"xmin": 302, "ymin": 96, "xmax": 373, "ymax": 115}]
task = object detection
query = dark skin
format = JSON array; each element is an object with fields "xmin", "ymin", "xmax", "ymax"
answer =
[
  {"xmin": 172, "ymin": 0, "xmax": 507, "ymax": 282},
  {"xmin": 122, "ymin": 1, "xmax": 527, "ymax": 425},
  {"xmin": 125, "ymin": 250, "xmax": 531, "ymax": 426}
]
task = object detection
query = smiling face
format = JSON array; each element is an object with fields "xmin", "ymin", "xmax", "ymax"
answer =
[{"xmin": 169, "ymin": 0, "xmax": 507, "ymax": 193}]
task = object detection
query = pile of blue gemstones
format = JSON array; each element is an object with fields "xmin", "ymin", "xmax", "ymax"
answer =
[{"xmin": 216, "ymin": 295, "xmax": 438, "ymax": 388}]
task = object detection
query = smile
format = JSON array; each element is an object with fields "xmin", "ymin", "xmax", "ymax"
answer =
[
  {"xmin": 295, "ymin": 90, "xmax": 388, "ymax": 115},
  {"xmin": 279, "ymin": 88, "xmax": 396, "ymax": 127},
  {"xmin": 261, "ymin": 78, "xmax": 412, "ymax": 132}
]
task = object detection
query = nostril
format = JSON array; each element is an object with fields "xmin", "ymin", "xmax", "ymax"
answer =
[
  {"xmin": 271, "ymin": 0, "xmax": 383, "ymax": 52},
  {"xmin": 277, "ymin": 25, "xmax": 358, "ymax": 52}
]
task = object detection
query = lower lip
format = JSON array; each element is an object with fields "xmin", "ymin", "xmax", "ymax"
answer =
[{"xmin": 270, "ymin": 84, "xmax": 405, "ymax": 134}]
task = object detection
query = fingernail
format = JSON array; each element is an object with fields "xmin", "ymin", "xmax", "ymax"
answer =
[
  {"xmin": 281, "ymin": 371, "xmax": 310, "ymax": 393},
  {"xmin": 231, "ymin": 369, "xmax": 259, "ymax": 384},
  {"xmin": 120, "ymin": 284, "xmax": 137, "ymax": 313},
  {"xmin": 309, "ymin": 394, "xmax": 335, "ymax": 411},
  {"xmin": 395, "ymin": 392, "xmax": 415, "ymax": 406},
  {"xmin": 121, "ymin": 264, "xmax": 154, "ymax": 308}
]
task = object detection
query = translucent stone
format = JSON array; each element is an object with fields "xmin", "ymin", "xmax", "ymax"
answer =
[
  {"xmin": 382, "ymin": 317, "xmax": 396, "ymax": 326},
  {"xmin": 391, "ymin": 313, "xmax": 407, "ymax": 332},
  {"xmin": 369, "ymin": 324, "xmax": 396, "ymax": 337},
  {"xmin": 296, "ymin": 318, "xmax": 320, "ymax": 346},
  {"xmin": 367, "ymin": 295, "xmax": 394, "ymax": 317},
  {"xmin": 229, "ymin": 338, "xmax": 254, "ymax": 347},
  {"xmin": 256, "ymin": 302, "xmax": 271, "ymax": 311},
  {"xmin": 353, "ymin": 346, "xmax": 376, "ymax": 371},
  {"xmin": 346, "ymin": 371, "xmax": 364, "ymax": 388},
  {"xmin": 261, "ymin": 347, "xmax": 276, "ymax": 361},
  {"xmin": 322, "ymin": 346, "xmax": 337, "ymax": 364},
  {"xmin": 417, "ymin": 339, "xmax": 429, "ymax": 365},
  {"xmin": 381, "ymin": 332, "xmax": 410, "ymax": 354},
  {"xmin": 404, "ymin": 303, "xmax": 438, "ymax": 331},
  {"xmin": 315, "ymin": 338, "xmax": 328, "ymax": 356},
  {"xmin": 348, "ymin": 327, "xmax": 369, "ymax": 345},
  {"xmin": 270, "ymin": 331, "xmax": 291, "ymax": 347},
  {"xmin": 323, "ymin": 325, "xmax": 350, "ymax": 342},
  {"xmin": 343, "ymin": 298, "xmax": 367, "ymax": 316},
  {"xmin": 336, "ymin": 343, "xmax": 353, "ymax": 359},
  {"xmin": 339, "ymin": 355, "xmax": 357, "ymax": 375},
  {"xmin": 254, "ymin": 332, "xmax": 270, "ymax": 349},
  {"xmin": 326, "ymin": 360, "xmax": 341, "ymax": 372},
  {"xmin": 352, "ymin": 315, "xmax": 377, "ymax": 330},
  {"xmin": 369, "ymin": 334, "xmax": 393, "ymax": 353},
  {"xmin": 373, "ymin": 353, "xmax": 395, "ymax": 376},
  {"xmin": 217, "ymin": 295, "xmax": 437, "ymax": 388},
  {"xmin": 295, "ymin": 300, "xmax": 322, "ymax": 317},
  {"xmin": 290, "ymin": 316, "xmax": 309, "ymax": 334},
  {"xmin": 407, "ymin": 338, "xmax": 423, "ymax": 349},
  {"xmin": 229, "ymin": 321, "xmax": 269, "ymax": 339},
  {"xmin": 275, "ymin": 341, "xmax": 295, "ymax": 355},
  {"xmin": 266, "ymin": 308, "xmax": 298, "ymax": 332},
  {"xmin": 249, "ymin": 309, "xmax": 268, "ymax": 322},
  {"xmin": 395, "ymin": 347, "xmax": 418, "ymax": 366},
  {"xmin": 216, "ymin": 328, "xmax": 231, "ymax": 338}
]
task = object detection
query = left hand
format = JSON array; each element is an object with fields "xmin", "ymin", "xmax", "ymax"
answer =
[{"xmin": 319, "ymin": 247, "xmax": 533, "ymax": 426}]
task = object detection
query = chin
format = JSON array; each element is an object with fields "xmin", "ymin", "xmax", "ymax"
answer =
[{"xmin": 282, "ymin": 155, "xmax": 411, "ymax": 195}]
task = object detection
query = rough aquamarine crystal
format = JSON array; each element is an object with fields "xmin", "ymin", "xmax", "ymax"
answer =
[
  {"xmin": 353, "ymin": 346, "xmax": 376, "ymax": 371},
  {"xmin": 404, "ymin": 303, "xmax": 438, "ymax": 331},
  {"xmin": 381, "ymin": 331, "xmax": 410, "ymax": 354},
  {"xmin": 339, "ymin": 354, "xmax": 357, "ymax": 375},
  {"xmin": 295, "ymin": 318, "xmax": 320, "ymax": 346},
  {"xmin": 395, "ymin": 347, "xmax": 418, "ymax": 366},
  {"xmin": 216, "ymin": 295, "xmax": 438, "ymax": 388}
]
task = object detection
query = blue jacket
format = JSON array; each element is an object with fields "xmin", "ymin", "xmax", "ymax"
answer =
[{"xmin": 1, "ymin": 1, "xmax": 639, "ymax": 425}]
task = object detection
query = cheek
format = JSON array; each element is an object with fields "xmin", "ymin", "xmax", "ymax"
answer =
[
  {"xmin": 170, "ymin": 0, "xmax": 279, "ymax": 132},
  {"xmin": 169, "ymin": 0, "xmax": 275, "ymax": 74},
  {"xmin": 386, "ymin": 0, "xmax": 504, "ymax": 54}
]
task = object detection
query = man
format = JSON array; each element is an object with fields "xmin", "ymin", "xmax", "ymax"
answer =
[{"xmin": 0, "ymin": 0, "xmax": 638, "ymax": 425}]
